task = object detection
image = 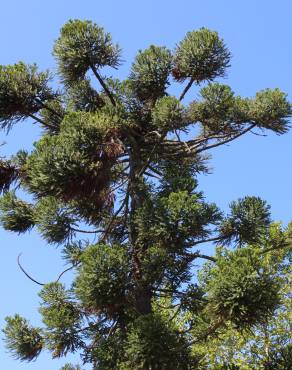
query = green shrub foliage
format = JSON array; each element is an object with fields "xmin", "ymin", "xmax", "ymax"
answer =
[{"xmin": 1, "ymin": 19, "xmax": 291, "ymax": 370}]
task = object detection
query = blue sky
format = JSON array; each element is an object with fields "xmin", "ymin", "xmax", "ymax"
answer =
[{"xmin": 0, "ymin": 1, "xmax": 291, "ymax": 368}]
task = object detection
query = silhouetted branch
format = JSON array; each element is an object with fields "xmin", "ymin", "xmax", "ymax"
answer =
[
  {"xmin": 17, "ymin": 253, "xmax": 45, "ymax": 286},
  {"xmin": 179, "ymin": 77, "xmax": 194, "ymax": 101}
]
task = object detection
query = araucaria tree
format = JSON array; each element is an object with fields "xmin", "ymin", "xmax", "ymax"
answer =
[{"xmin": 1, "ymin": 20, "xmax": 291, "ymax": 369}]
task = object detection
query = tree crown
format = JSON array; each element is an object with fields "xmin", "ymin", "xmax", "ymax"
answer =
[{"xmin": 1, "ymin": 19, "xmax": 291, "ymax": 370}]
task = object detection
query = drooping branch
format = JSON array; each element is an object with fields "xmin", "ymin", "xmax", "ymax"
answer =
[
  {"xmin": 18, "ymin": 254, "xmax": 78, "ymax": 285},
  {"xmin": 17, "ymin": 253, "xmax": 45, "ymax": 286}
]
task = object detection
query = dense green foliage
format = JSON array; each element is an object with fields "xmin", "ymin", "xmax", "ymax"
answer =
[
  {"xmin": 3, "ymin": 315, "xmax": 43, "ymax": 361},
  {"xmin": 0, "ymin": 19, "xmax": 291, "ymax": 369}
]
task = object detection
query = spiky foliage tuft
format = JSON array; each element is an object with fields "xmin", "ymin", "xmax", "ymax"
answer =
[
  {"xmin": 25, "ymin": 111, "xmax": 124, "ymax": 218},
  {"xmin": 53, "ymin": 19, "xmax": 121, "ymax": 84},
  {"xmin": 0, "ymin": 191, "xmax": 35, "ymax": 233},
  {"xmin": 129, "ymin": 45, "xmax": 172, "ymax": 102},
  {"xmin": 62, "ymin": 241, "xmax": 85, "ymax": 266},
  {"xmin": 67, "ymin": 79, "xmax": 104, "ymax": 112},
  {"xmin": 249, "ymin": 88, "xmax": 291, "ymax": 134},
  {"xmin": 189, "ymin": 84, "xmax": 292, "ymax": 135},
  {"xmin": 190, "ymin": 83, "xmax": 237, "ymax": 133},
  {"xmin": 173, "ymin": 28, "xmax": 231, "ymax": 83},
  {"xmin": 121, "ymin": 314, "xmax": 195, "ymax": 370},
  {"xmin": 34, "ymin": 197, "xmax": 77, "ymax": 244},
  {"xmin": 0, "ymin": 62, "xmax": 56, "ymax": 131},
  {"xmin": 0, "ymin": 159, "xmax": 19, "ymax": 193},
  {"xmin": 204, "ymin": 248, "xmax": 281, "ymax": 329},
  {"xmin": 220, "ymin": 196, "xmax": 271, "ymax": 245},
  {"xmin": 74, "ymin": 243, "xmax": 129, "ymax": 315},
  {"xmin": 60, "ymin": 365, "xmax": 82, "ymax": 370},
  {"xmin": 152, "ymin": 96, "xmax": 185, "ymax": 130},
  {"xmin": 39, "ymin": 283, "xmax": 83, "ymax": 358},
  {"xmin": 3, "ymin": 315, "xmax": 43, "ymax": 361}
]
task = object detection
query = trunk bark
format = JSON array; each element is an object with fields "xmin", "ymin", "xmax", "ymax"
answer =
[{"xmin": 128, "ymin": 149, "xmax": 152, "ymax": 315}]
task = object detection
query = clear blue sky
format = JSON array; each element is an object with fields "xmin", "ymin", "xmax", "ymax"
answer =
[{"xmin": 0, "ymin": 1, "xmax": 291, "ymax": 368}]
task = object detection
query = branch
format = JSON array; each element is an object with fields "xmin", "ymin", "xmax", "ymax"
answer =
[
  {"xmin": 251, "ymin": 130, "xmax": 267, "ymax": 137},
  {"xmin": 17, "ymin": 253, "xmax": 45, "ymax": 286},
  {"xmin": 179, "ymin": 78, "xmax": 194, "ymax": 101},
  {"xmin": 55, "ymin": 265, "xmax": 75, "ymax": 282},
  {"xmin": 144, "ymin": 171, "xmax": 161, "ymax": 180},
  {"xmin": 169, "ymin": 304, "xmax": 183, "ymax": 322},
  {"xmin": 154, "ymin": 288, "xmax": 188, "ymax": 297},
  {"xmin": 155, "ymin": 302, "xmax": 180, "ymax": 310},
  {"xmin": 29, "ymin": 113, "xmax": 57, "ymax": 131},
  {"xmin": 106, "ymin": 320, "xmax": 118, "ymax": 338},
  {"xmin": 185, "ymin": 235, "xmax": 224, "ymax": 247},
  {"xmin": 111, "ymin": 178, "xmax": 129, "ymax": 193},
  {"xmin": 184, "ymin": 318, "xmax": 225, "ymax": 347},
  {"xmin": 160, "ymin": 124, "xmax": 258, "ymax": 159},
  {"xmin": 148, "ymin": 165, "xmax": 163, "ymax": 177},
  {"xmin": 35, "ymin": 98, "xmax": 63, "ymax": 118},
  {"xmin": 76, "ymin": 318, "xmax": 108, "ymax": 334},
  {"xmin": 187, "ymin": 132, "xmax": 234, "ymax": 147},
  {"xmin": 70, "ymin": 227, "xmax": 105, "ymax": 234},
  {"xmin": 18, "ymin": 253, "xmax": 77, "ymax": 286},
  {"xmin": 260, "ymin": 242, "xmax": 291, "ymax": 255},
  {"xmin": 196, "ymin": 123, "xmax": 257, "ymax": 154},
  {"xmin": 184, "ymin": 252, "xmax": 217, "ymax": 263},
  {"xmin": 138, "ymin": 133, "xmax": 167, "ymax": 177},
  {"xmin": 101, "ymin": 186, "xmax": 130, "ymax": 241},
  {"xmin": 90, "ymin": 64, "xmax": 116, "ymax": 106}
]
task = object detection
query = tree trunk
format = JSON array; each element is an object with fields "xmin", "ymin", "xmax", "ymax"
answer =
[{"xmin": 128, "ymin": 149, "xmax": 152, "ymax": 315}]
